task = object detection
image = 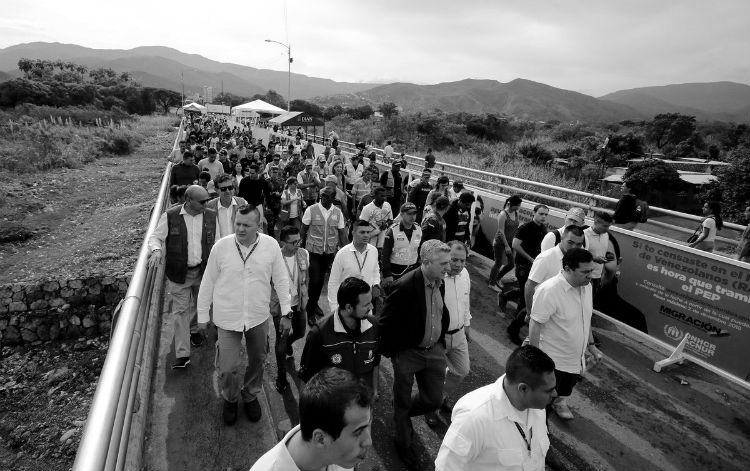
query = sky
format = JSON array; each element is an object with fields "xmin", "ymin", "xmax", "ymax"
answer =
[{"xmin": 1, "ymin": 0, "xmax": 748, "ymax": 97}]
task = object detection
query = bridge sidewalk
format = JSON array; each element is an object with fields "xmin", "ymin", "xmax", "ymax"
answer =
[{"xmin": 142, "ymin": 307, "xmax": 276, "ymax": 471}]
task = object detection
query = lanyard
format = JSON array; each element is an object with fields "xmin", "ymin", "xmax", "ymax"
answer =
[
  {"xmin": 513, "ymin": 422, "xmax": 532, "ymax": 456},
  {"xmin": 353, "ymin": 248, "xmax": 368, "ymax": 274},
  {"xmin": 283, "ymin": 254, "xmax": 297, "ymax": 284},
  {"xmin": 235, "ymin": 237, "xmax": 260, "ymax": 266}
]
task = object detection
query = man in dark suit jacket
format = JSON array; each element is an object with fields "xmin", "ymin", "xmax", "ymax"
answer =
[{"xmin": 379, "ymin": 239, "xmax": 451, "ymax": 469}]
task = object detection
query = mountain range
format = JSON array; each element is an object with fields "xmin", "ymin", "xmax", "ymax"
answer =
[{"xmin": 1, "ymin": 42, "xmax": 748, "ymax": 123}]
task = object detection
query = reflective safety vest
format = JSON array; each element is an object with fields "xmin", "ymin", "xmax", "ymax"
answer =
[
  {"xmin": 454, "ymin": 209, "xmax": 470, "ymax": 242},
  {"xmin": 307, "ymin": 204, "xmax": 342, "ymax": 254},
  {"xmin": 390, "ymin": 223, "xmax": 422, "ymax": 266}
]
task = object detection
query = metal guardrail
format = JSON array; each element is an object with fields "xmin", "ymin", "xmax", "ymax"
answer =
[
  {"xmin": 73, "ymin": 120, "xmax": 183, "ymax": 471},
  {"xmin": 301, "ymin": 133, "xmax": 743, "ymax": 248}
]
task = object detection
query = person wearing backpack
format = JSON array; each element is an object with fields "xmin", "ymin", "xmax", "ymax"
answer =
[
  {"xmin": 613, "ymin": 181, "xmax": 644, "ymax": 230},
  {"xmin": 688, "ymin": 201, "xmax": 723, "ymax": 253}
]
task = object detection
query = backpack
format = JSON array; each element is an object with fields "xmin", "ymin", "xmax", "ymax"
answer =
[{"xmin": 635, "ymin": 199, "xmax": 649, "ymax": 223}]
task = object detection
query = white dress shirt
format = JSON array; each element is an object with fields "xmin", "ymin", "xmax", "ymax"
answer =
[
  {"xmin": 527, "ymin": 245, "xmax": 564, "ymax": 285},
  {"xmin": 444, "ymin": 268, "xmax": 471, "ymax": 331},
  {"xmin": 148, "ymin": 206, "xmax": 203, "ymax": 267},
  {"xmin": 197, "ymin": 233, "xmax": 291, "ymax": 331},
  {"xmin": 435, "ymin": 375, "xmax": 549, "ymax": 471},
  {"xmin": 216, "ymin": 197, "xmax": 238, "ymax": 239},
  {"xmin": 249, "ymin": 424, "xmax": 351, "ymax": 471},
  {"xmin": 327, "ymin": 243, "xmax": 381, "ymax": 314},
  {"xmin": 530, "ymin": 273, "xmax": 593, "ymax": 374}
]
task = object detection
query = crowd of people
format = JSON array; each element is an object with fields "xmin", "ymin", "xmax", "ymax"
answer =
[{"xmin": 147, "ymin": 113, "xmax": 747, "ymax": 470}]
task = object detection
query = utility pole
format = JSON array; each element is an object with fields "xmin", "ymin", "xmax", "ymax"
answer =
[
  {"xmin": 264, "ymin": 39, "xmax": 292, "ymax": 111},
  {"xmin": 181, "ymin": 71, "xmax": 184, "ymax": 106}
]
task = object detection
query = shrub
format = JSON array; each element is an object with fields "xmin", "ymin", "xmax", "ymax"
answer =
[{"xmin": 517, "ymin": 140, "xmax": 554, "ymax": 164}]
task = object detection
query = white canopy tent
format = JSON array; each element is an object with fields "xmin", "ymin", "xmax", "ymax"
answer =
[
  {"xmin": 231, "ymin": 99, "xmax": 286, "ymax": 116},
  {"xmin": 182, "ymin": 102, "xmax": 207, "ymax": 114}
]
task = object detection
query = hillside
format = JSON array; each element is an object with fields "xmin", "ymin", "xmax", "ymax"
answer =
[
  {"xmin": 317, "ymin": 78, "xmax": 646, "ymax": 123},
  {"xmin": 600, "ymin": 82, "xmax": 750, "ymax": 122},
  {"xmin": 0, "ymin": 42, "xmax": 376, "ymax": 99}
]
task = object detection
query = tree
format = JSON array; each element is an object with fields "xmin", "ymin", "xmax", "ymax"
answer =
[
  {"xmin": 152, "ymin": 88, "xmax": 181, "ymax": 113},
  {"xmin": 346, "ymin": 105, "xmax": 374, "ymax": 120},
  {"xmin": 606, "ymin": 132, "xmax": 644, "ymax": 157},
  {"xmin": 699, "ymin": 146, "xmax": 750, "ymax": 222},
  {"xmin": 323, "ymin": 104, "xmax": 344, "ymax": 120},
  {"xmin": 250, "ymin": 90, "xmax": 287, "ymax": 109},
  {"xmin": 646, "ymin": 113, "xmax": 696, "ymax": 149},
  {"xmin": 623, "ymin": 159, "xmax": 684, "ymax": 195},
  {"xmin": 290, "ymin": 99, "xmax": 323, "ymax": 117},
  {"xmin": 378, "ymin": 102, "xmax": 399, "ymax": 119}
]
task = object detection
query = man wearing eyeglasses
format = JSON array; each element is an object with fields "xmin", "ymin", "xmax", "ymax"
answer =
[
  {"xmin": 148, "ymin": 185, "xmax": 217, "ymax": 369},
  {"xmin": 207, "ymin": 174, "xmax": 248, "ymax": 239}
]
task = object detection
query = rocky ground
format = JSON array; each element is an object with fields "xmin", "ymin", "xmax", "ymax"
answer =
[{"xmin": 0, "ymin": 116, "xmax": 175, "ymax": 470}]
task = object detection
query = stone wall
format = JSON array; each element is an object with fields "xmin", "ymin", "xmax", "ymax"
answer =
[{"xmin": 0, "ymin": 273, "xmax": 131, "ymax": 346}]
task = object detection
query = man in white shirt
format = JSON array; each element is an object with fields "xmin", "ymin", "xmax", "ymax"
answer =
[
  {"xmin": 197, "ymin": 148, "xmax": 225, "ymax": 180},
  {"xmin": 168, "ymin": 140, "xmax": 187, "ymax": 163},
  {"xmin": 435, "ymin": 345, "xmax": 556, "ymax": 471},
  {"xmin": 529, "ymin": 248, "xmax": 601, "ymax": 420},
  {"xmin": 196, "ymin": 205, "xmax": 291, "ymax": 425},
  {"xmin": 359, "ymin": 187, "xmax": 393, "ymax": 250},
  {"xmin": 147, "ymin": 185, "xmax": 216, "ymax": 369},
  {"xmin": 328, "ymin": 221, "xmax": 381, "ymax": 315},
  {"xmin": 540, "ymin": 207, "xmax": 586, "ymax": 252},
  {"xmin": 206, "ymin": 174, "xmax": 247, "ymax": 239},
  {"xmin": 250, "ymin": 368, "xmax": 372, "ymax": 471},
  {"xmin": 426, "ymin": 241, "xmax": 472, "ymax": 428},
  {"xmin": 583, "ymin": 211, "xmax": 613, "ymax": 295},
  {"xmin": 383, "ymin": 140, "xmax": 394, "ymax": 163}
]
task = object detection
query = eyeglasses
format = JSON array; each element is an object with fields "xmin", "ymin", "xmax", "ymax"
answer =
[
  {"xmin": 284, "ymin": 239, "xmax": 301, "ymax": 246},
  {"xmin": 218, "ymin": 186, "xmax": 233, "ymax": 192}
]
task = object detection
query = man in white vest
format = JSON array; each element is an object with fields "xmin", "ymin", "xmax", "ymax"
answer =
[
  {"xmin": 381, "ymin": 202, "xmax": 422, "ymax": 288},
  {"xmin": 300, "ymin": 187, "xmax": 348, "ymax": 320}
]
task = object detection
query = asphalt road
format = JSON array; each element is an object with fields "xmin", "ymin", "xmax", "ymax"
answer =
[{"xmin": 262, "ymin": 255, "xmax": 750, "ymax": 471}]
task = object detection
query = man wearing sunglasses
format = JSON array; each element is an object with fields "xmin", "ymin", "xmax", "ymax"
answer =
[
  {"xmin": 206, "ymin": 174, "xmax": 248, "ymax": 239},
  {"xmin": 148, "ymin": 185, "xmax": 217, "ymax": 369}
]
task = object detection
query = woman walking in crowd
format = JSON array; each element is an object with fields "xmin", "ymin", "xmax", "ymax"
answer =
[
  {"xmin": 688, "ymin": 200, "xmax": 723, "ymax": 253},
  {"xmin": 281, "ymin": 177, "xmax": 305, "ymax": 231},
  {"xmin": 488, "ymin": 195, "xmax": 522, "ymax": 291}
]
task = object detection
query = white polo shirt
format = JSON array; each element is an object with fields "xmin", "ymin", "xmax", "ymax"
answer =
[
  {"xmin": 530, "ymin": 273, "xmax": 592, "ymax": 374},
  {"xmin": 327, "ymin": 243, "xmax": 380, "ymax": 314},
  {"xmin": 250, "ymin": 424, "xmax": 350, "ymax": 471},
  {"xmin": 527, "ymin": 245, "xmax": 564, "ymax": 285},
  {"xmin": 435, "ymin": 375, "xmax": 549, "ymax": 471}
]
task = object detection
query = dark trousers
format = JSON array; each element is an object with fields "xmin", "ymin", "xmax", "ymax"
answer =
[
  {"xmin": 546, "ymin": 369, "xmax": 581, "ymax": 416},
  {"xmin": 489, "ymin": 238, "xmax": 514, "ymax": 284},
  {"xmin": 271, "ymin": 306, "xmax": 306, "ymax": 381},
  {"xmin": 392, "ymin": 345, "xmax": 447, "ymax": 448},
  {"xmin": 507, "ymin": 262, "xmax": 531, "ymax": 336},
  {"xmin": 307, "ymin": 252, "xmax": 336, "ymax": 313}
]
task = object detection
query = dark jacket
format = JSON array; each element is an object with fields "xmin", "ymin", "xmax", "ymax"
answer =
[
  {"xmin": 299, "ymin": 313, "xmax": 380, "ymax": 387},
  {"xmin": 378, "ymin": 267, "xmax": 450, "ymax": 358}
]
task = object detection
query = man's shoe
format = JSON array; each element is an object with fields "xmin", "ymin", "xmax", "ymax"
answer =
[
  {"xmin": 275, "ymin": 377, "xmax": 288, "ymax": 393},
  {"xmin": 244, "ymin": 398, "xmax": 262, "ymax": 422},
  {"xmin": 553, "ymin": 399, "xmax": 574, "ymax": 420},
  {"xmin": 190, "ymin": 332, "xmax": 205, "ymax": 347},
  {"xmin": 394, "ymin": 441, "xmax": 420, "ymax": 470},
  {"xmin": 171, "ymin": 357, "xmax": 190, "ymax": 369},
  {"xmin": 222, "ymin": 400, "xmax": 238, "ymax": 425}
]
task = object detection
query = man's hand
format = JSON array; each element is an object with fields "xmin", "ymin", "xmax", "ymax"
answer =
[
  {"xmin": 504, "ymin": 247, "xmax": 512, "ymax": 255},
  {"xmin": 279, "ymin": 315, "xmax": 292, "ymax": 334},
  {"xmin": 586, "ymin": 344, "xmax": 603, "ymax": 367},
  {"xmin": 148, "ymin": 249, "xmax": 162, "ymax": 268},
  {"xmin": 197, "ymin": 322, "xmax": 208, "ymax": 335}
]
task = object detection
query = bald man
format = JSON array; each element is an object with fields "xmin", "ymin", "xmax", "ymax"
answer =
[{"xmin": 148, "ymin": 185, "xmax": 217, "ymax": 369}]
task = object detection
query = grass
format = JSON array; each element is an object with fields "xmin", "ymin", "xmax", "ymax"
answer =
[{"xmin": 0, "ymin": 114, "xmax": 175, "ymax": 173}]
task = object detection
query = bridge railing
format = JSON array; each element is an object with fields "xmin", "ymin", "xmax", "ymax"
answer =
[
  {"xmin": 73, "ymin": 119, "xmax": 183, "ymax": 471},
  {"xmin": 302, "ymin": 133, "xmax": 743, "ymax": 249}
]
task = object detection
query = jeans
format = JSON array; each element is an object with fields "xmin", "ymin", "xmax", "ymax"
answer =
[
  {"xmin": 307, "ymin": 252, "xmax": 336, "ymax": 313},
  {"xmin": 215, "ymin": 321, "xmax": 269, "ymax": 403}
]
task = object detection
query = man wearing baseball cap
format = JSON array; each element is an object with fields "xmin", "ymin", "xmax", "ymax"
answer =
[
  {"xmin": 540, "ymin": 207, "xmax": 586, "ymax": 252},
  {"xmin": 381, "ymin": 202, "xmax": 422, "ymax": 287}
]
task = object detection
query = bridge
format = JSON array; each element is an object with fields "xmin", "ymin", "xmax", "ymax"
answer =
[{"xmin": 72, "ymin": 121, "xmax": 750, "ymax": 471}]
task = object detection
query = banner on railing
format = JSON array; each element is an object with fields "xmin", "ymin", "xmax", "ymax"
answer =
[{"xmin": 478, "ymin": 192, "xmax": 750, "ymax": 380}]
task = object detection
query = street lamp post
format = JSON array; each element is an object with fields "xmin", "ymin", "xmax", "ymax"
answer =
[{"xmin": 264, "ymin": 39, "xmax": 292, "ymax": 111}]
